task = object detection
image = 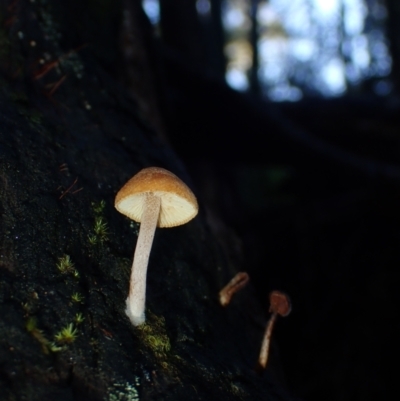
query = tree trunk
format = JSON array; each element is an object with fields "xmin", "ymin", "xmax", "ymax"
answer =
[{"xmin": 0, "ymin": 1, "xmax": 296, "ymax": 400}]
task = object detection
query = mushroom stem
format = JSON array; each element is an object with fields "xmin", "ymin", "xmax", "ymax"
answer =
[
  {"xmin": 256, "ymin": 291, "xmax": 291, "ymax": 371},
  {"xmin": 257, "ymin": 312, "xmax": 278, "ymax": 369},
  {"xmin": 125, "ymin": 193, "xmax": 161, "ymax": 326},
  {"xmin": 219, "ymin": 272, "xmax": 249, "ymax": 307}
]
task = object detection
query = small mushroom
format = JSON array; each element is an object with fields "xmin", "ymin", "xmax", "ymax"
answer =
[
  {"xmin": 219, "ymin": 272, "xmax": 249, "ymax": 307},
  {"xmin": 257, "ymin": 290, "xmax": 291, "ymax": 370},
  {"xmin": 115, "ymin": 167, "xmax": 198, "ymax": 326}
]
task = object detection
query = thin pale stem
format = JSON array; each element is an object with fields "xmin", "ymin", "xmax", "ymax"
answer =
[
  {"xmin": 257, "ymin": 312, "xmax": 277, "ymax": 369},
  {"xmin": 125, "ymin": 193, "xmax": 161, "ymax": 326}
]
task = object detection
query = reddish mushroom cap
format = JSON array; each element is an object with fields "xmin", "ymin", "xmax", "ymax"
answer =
[{"xmin": 269, "ymin": 290, "xmax": 292, "ymax": 317}]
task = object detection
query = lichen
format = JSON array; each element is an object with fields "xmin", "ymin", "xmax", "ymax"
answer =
[
  {"xmin": 129, "ymin": 221, "xmax": 140, "ymax": 236},
  {"xmin": 107, "ymin": 377, "xmax": 140, "ymax": 401}
]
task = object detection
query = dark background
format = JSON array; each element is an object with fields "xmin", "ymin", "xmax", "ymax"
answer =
[{"xmin": 154, "ymin": 1, "xmax": 400, "ymax": 401}]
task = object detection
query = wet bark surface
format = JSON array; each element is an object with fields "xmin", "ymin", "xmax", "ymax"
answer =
[{"xmin": 0, "ymin": 1, "xmax": 299, "ymax": 400}]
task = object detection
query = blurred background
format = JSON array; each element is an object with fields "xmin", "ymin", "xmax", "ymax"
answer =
[{"xmin": 135, "ymin": 1, "xmax": 400, "ymax": 401}]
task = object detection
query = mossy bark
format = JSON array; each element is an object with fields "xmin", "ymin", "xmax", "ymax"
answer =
[{"xmin": 0, "ymin": 1, "xmax": 297, "ymax": 400}]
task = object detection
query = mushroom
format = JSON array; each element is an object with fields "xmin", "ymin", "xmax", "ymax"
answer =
[
  {"xmin": 115, "ymin": 167, "xmax": 198, "ymax": 326},
  {"xmin": 257, "ymin": 290, "xmax": 291, "ymax": 370},
  {"xmin": 218, "ymin": 272, "xmax": 249, "ymax": 307}
]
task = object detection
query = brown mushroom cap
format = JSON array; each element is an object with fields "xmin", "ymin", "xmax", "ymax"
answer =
[
  {"xmin": 115, "ymin": 167, "xmax": 199, "ymax": 228},
  {"xmin": 269, "ymin": 290, "xmax": 292, "ymax": 317}
]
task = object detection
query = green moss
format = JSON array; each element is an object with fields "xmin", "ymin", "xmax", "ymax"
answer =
[
  {"xmin": 71, "ymin": 292, "xmax": 84, "ymax": 303},
  {"xmin": 54, "ymin": 323, "xmax": 78, "ymax": 344},
  {"xmin": 25, "ymin": 316, "xmax": 38, "ymax": 332},
  {"xmin": 92, "ymin": 200, "xmax": 106, "ymax": 215},
  {"xmin": 56, "ymin": 254, "xmax": 80, "ymax": 278},
  {"xmin": 26, "ymin": 317, "xmax": 62, "ymax": 354},
  {"xmin": 94, "ymin": 216, "xmax": 108, "ymax": 239},
  {"xmin": 47, "ymin": 342, "xmax": 64, "ymax": 352},
  {"xmin": 56, "ymin": 254, "xmax": 75, "ymax": 274},
  {"xmin": 21, "ymin": 291, "xmax": 40, "ymax": 314},
  {"xmin": 88, "ymin": 234, "xmax": 98, "ymax": 245},
  {"xmin": 88, "ymin": 201, "xmax": 109, "ymax": 245},
  {"xmin": 136, "ymin": 311, "xmax": 171, "ymax": 361},
  {"xmin": 74, "ymin": 313, "xmax": 85, "ymax": 324}
]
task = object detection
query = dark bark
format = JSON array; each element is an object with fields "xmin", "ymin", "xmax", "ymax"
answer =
[{"xmin": 0, "ymin": 0, "xmax": 298, "ymax": 400}]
